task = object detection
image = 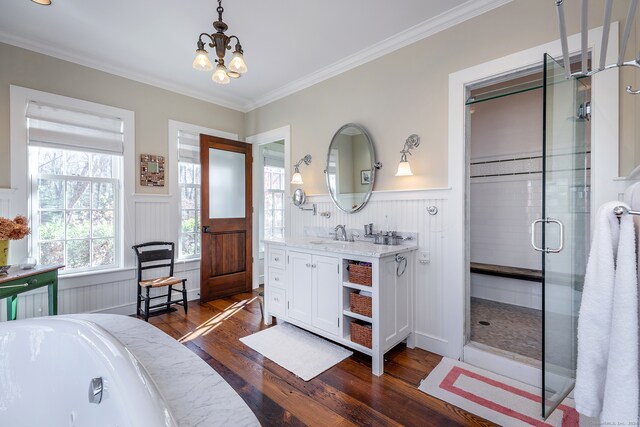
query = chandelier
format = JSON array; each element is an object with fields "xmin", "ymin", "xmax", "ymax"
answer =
[{"xmin": 192, "ymin": 0, "xmax": 247, "ymax": 85}]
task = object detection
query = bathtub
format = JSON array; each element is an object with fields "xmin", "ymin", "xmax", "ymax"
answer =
[{"xmin": 0, "ymin": 317, "xmax": 177, "ymax": 427}]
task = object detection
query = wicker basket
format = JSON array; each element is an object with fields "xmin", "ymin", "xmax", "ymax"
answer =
[
  {"xmin": 350, "ymin": 320, "xmax": 372, "ymax": 349},
  {"xmin": 348, "ymin": 262, "xmax": 372, "ymax": 286},
  {"xmin": 349, "ymin": 291, "xmax": 372, "ymax": 318}
]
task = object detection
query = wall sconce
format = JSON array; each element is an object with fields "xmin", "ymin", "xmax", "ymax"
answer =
[
  {"xmin": 395, "ymin": 134, "xmax": 420, "ymax": 177},
  {"xmin": 291, "ymin": 154, "xmax": 312, "ymax": 184}
]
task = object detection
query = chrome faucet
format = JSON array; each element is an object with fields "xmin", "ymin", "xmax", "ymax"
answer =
[{"xmin": 334, "ymin": 224, "xmax": 348, "ymax": 241}]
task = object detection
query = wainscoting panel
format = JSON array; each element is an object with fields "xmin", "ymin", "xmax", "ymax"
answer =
[
  {"xmin": 134, "ymin": 198, "xmax": 172, "ymax": 243},
  {"xmin": 290, "ymin": 190, "xmax": 451, "ymax": 354}
]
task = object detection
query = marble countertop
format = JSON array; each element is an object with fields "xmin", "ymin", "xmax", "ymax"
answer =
[
  {"xmin": 264, "ymin": 236, "xmax": 417, "ymax": 258},
  {"xmin": 67, "ymin": 314, "xmax": 260, "ymax": 427}
]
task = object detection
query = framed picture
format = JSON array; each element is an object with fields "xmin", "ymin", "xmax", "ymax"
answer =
[
  {"xmin": 361, "ymin": 169, "xmax": 372, "ymax": 185},
  {"xmin": 140, "ymin": 154, "xmax": 165, "ymax": 187}
]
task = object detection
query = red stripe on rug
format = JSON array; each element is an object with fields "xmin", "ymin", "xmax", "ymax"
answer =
[{"xmin": 439, "ymin": 366, "xmax": 579, "ymax": 427}]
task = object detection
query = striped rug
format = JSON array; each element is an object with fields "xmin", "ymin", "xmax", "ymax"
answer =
[{"xmin": 418, "ymin": 357, "xmax": 581, "ymax": 427}]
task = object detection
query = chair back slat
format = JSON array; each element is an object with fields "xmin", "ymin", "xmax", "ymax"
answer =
[
  {"xmin": 132, "ymin": 242, "xmax": 176, "ymax": 280},
  {"xmin": 137, "ymin": 249, "xmax": 173, "ymax": 264}
]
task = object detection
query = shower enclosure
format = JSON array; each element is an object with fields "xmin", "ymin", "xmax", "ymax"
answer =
[{"xmin": 466, "ymin": 54, "xmax": 590, "ymax": 417}]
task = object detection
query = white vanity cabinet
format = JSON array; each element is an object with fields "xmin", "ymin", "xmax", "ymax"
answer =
[
  {"xmin": 287, "ymin": 251, "xmax": 341, "ymax": 335},
  {"xmin": 264, "ymin": 238, "xmax": 417, "ymax": 376}
]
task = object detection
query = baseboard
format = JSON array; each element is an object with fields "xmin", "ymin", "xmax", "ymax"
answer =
[
  {"xmin": 92, "ymin": 288, "xmax": 200, "ymax": 316},
  {"xmin": 463, "ymin": 343, "xmax": 541, "ymax": 387},
  {"xmin": 414, "ymin": 330, "xmax": 457, "ymax": 358}
]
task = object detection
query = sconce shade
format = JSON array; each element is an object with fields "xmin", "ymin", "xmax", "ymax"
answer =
[
  {"xmin": 212, "ymin": 64, "xmax": 231, "ymax": 84},
  {"xmin": 291, "ymin": 171, "xmax": 304, "ymax": 185},
  {"xmin": 395, "ymin": 160, "xmax": 413, "ymax": 176},
  {"xmin": 192, "ymin": 49, "xmax": 213, "ymax": 71}
]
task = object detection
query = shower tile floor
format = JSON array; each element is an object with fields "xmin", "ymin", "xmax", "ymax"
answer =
[{"xmin": 470, "ymin": 297, "xmax": 542, "ymax": 361}]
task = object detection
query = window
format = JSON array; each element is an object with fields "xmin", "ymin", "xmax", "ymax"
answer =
[
  {"xmin": 26, "ymin": 100, "xmax": 125, "ymax": 273},
  {"xmin": 264, "ymin": 165, "xmax": 285, "ymax": 240},
  {"xmin": 177, "ymin": 130, "xmax": 201, "ymax": 259}
]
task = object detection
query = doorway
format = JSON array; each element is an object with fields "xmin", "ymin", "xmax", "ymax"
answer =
[
  {"xmin": 464, "ymin": 55, "xmax": 593, "ymax": 416},
  {"xmin": 246, "ymin": 126, "xmax": 292, "ymax": 289}
]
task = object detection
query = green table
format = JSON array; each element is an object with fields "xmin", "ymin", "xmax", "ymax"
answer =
[{"xmin": 0, "ymin": 265, "xmax": 63, "ymax": 320}]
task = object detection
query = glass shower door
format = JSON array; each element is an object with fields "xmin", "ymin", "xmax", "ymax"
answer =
[{"xmin": 539, "ymin": 53, "xmax": 589, "ymax": 418}]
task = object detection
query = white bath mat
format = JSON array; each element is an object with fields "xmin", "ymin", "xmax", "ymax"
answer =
[
  {"xmin": 240, "ymin": 322, "xmax": 352, "ymax": 381},
  {"xmin": 418, "ymin": 357, "xmax": 582, "ymax": 426}
]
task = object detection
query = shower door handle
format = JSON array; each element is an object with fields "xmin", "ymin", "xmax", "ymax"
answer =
[
  {"xmin": 546, "ymin": 218, "xmax": 564, "ymax": 253},
  {"xmin": 531, "ymin": 219, "xmax": 545, "ymax": 252},
  {"xmin": 531, "ymin": 218, "xmax": 564, "ymax": 253}
]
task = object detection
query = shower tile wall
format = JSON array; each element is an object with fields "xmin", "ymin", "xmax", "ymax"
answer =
[
  {"xmin": 470, "ymin": 174, "xmax": 541, "ymax": 270},
  {"xmin": 470, "ymin": 173, "xmax": 542, "ymax": 309},
  {"xmin": 469, "ymin": 87, "xmax": 543, "ymax": 310}
]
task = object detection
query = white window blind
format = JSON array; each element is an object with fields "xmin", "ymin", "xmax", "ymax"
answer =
[
  {"xmin": 26, "ymin": 101, "xmax": 124, "ymax": 155},
  {"xmin": 178, "ymin": 130, "xmax": 200, "ymax": 163}
]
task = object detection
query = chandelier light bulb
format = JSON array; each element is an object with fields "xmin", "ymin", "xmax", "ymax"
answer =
[
  {"xmin": 212, "ymin": 64, "xmax": 231, "ymax": 84},
  {"xmin": 228, "ymin": 51, "xmax": 247, "ymax": 74},
  {"xmin": 192, "ymin": 49, "xmax": 213, "ymax": 71}
]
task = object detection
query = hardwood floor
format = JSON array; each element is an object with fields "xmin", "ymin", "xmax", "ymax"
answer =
[{"xmin": 147, "ymin": 290, "xmax": 494, "ymax": 426}]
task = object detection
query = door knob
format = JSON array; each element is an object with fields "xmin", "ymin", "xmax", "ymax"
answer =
[{"xmin": 203, "ymin": 226, "xmax": 211, "ymax": 233}]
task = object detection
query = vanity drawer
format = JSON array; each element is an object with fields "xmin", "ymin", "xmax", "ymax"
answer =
[
  {"xmin": 268, "ymin": 286, "xmax": 286, "ymax": 317},
  {"xmin": 269, "ymin": 267, "xmax": 286, "ymax": 287},
  {"xmin": 269, "ymin": 248, "xmax": 286, "ymax": 268}
]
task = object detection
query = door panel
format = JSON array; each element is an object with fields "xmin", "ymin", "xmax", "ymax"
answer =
[
  {"xmin": 541, "ymin": 53, "xmax": 588, "ymax": 418},
  {"xmin": 200, "ymin": 135, "xmax": 252, "ymax": 302},
  {"xmin": 211, "ymin": 232, "xmax": 246, "ymax": 276},
  {"xmin": 312, "ymin": 255, "xmax": 340, "ymax": 335},
  {"xmin": 288, "ymin": 251, "xmax": 312, "ymax": 323}
]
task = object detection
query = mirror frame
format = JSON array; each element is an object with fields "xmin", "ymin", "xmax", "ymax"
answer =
[
  {"xmin": 325, "ymin": 123, "xmax": 377, "ymax": 213},
  {"xmin": 292, "ymin": 188, "xmax": 306, "ymax": 206}
]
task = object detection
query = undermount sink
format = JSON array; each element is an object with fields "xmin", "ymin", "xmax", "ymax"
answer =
[{"xmin": 308, "ymin": 240, "xmax": 345, "ymax": 244}]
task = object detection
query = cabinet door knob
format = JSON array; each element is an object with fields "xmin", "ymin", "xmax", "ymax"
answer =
[
  {"xmin": 306, "ymin": 263, "xmax": 311, "ymax": 267},
  {"xmin": 274, "ymin": 257, "xmax": 280, "ymax": 261},
  {"xmin": 274, "ymin": 277, "xmax": 279, "ymax": 281},
  {"xmin": 312, "ymin": 264, "xmax": 317, "ymax": 268}
]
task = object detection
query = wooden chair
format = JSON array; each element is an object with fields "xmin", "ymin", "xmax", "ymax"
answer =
[{"xmin": 132, "ymin": 241, "xmax": 188, "ymax": 321}]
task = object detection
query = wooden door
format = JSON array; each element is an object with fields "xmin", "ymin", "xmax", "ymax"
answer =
[
  {"xmin": 200, "ymin": 134, "xmax": 252, "ymax": 302},
  {"xmin": 287, "ymin": 251, "xmax": 312, "ymax": 323},
  {"xmin": 311, "ymin": 255, "xmax": 341, "ymax": 336}
]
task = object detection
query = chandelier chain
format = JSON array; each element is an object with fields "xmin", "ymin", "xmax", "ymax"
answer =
[{"xmin": 217, "ymin": 0, "xmax": 223, "ymax": 21}]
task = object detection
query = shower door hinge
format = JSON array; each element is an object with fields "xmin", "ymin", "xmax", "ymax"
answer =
[{"xmin": 577, "ymin": 101, "xmax": 591, "ymax": 121}]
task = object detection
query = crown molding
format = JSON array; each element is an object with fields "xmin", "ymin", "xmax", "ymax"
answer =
[
  {"xmin": 247, "ymin": 0, "xmax": 513, "ymax": 111},
  {"xmin": 0, "ymin": 0, "xmax": 511, "ymax": 113},
  {"xmin": 0, "ymin": 31, "xmax": 249, "ymax": 112}
]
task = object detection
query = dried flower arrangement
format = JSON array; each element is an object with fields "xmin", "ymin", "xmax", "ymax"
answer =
[{"xmin": 0, "ymin": 216, "xmax": 30, "ymax": 240}]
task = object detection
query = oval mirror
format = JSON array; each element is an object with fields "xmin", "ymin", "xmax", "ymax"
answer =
[
  {"xmin": 325, "ymin": 124, "xmax": 378, "ymax": 213},
  {"xmin": 292, "ymin": 188, "xmax": 306, "ymax": 207}
]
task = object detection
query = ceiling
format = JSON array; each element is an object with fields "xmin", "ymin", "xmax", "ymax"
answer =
[{"xmin": 0, "ymin": 0, "xmax": 510, "ymax": 112}]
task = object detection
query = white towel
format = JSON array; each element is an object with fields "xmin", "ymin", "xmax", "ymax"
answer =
[
  {"xmin": 624, "ymin": 182, "xmax": 640, "ymax": 284},
  {"xmin": 575, "ymin": 201, "xmax": 621, "ymax": 417},
  {"xmin": 601, "ymin": 211, "xmax": 638, "ymax": 423},
  {"xmin": 624, "ymin": 182, "xmax": 640, "ymax": 420}
]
